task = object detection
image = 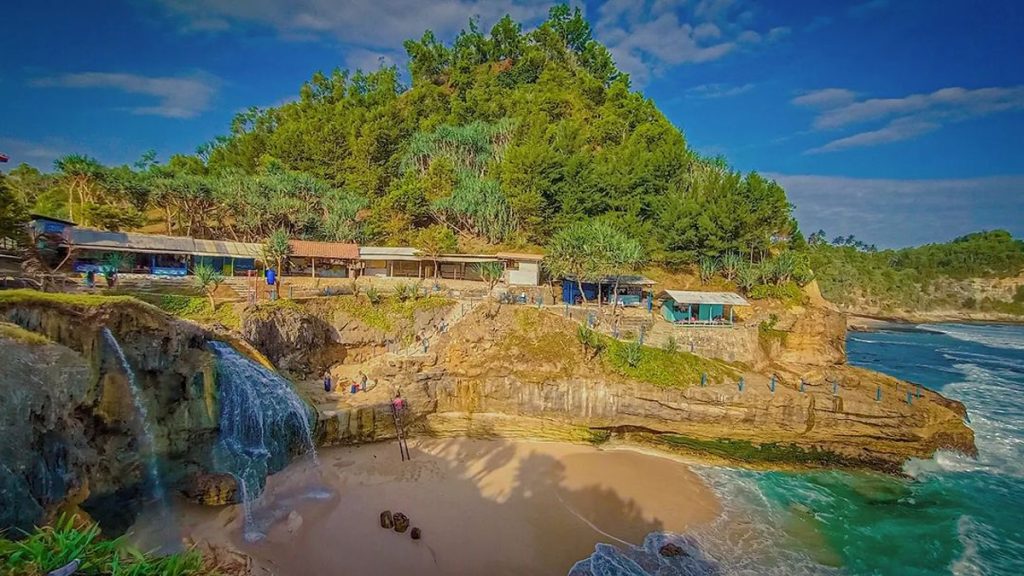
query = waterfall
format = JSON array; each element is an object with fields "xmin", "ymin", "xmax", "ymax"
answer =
[
  {"xmin": 208, "ymin": 341, "xmax": 318, "ymax": 542},
  {"xmin": 100, "ymin": 328, "xmax": 167, "ymax": 507}
]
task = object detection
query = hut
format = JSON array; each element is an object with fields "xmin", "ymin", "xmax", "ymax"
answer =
[
  {"xmin": 287, "ymin": 240, "xmax": 359, "ymax": 278},
  {"xmin": 658, "ymin": 290, "xmax": 749, "ymax": 325},
  {"xmin": 496, "ymin": 252, "xmax": 543, "ymax": 286},
  {"xmin": 561, "ymin": 275, "xmax": 656, "ymax": 306}
]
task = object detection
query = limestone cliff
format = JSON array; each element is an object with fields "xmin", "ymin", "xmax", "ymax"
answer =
[
  {"xmin": 0, "ymin": 294, "xmax": 223, "ymax": 533},
  {"xmin": 312, "ymin": 303, "xmax": 973, "ymax": 474}
]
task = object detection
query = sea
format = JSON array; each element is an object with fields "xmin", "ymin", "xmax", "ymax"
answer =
[{"xmin": 686, "ymin": 323, "xmax": 1024, "ymax": 575}]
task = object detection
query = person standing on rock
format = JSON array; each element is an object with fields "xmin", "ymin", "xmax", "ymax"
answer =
[
  {"xmin": 323, "ymin": 370, "xmax": 333, "ymax": 393},
  {"xmin": 359, "ymin": 371, "xmax": 368, "ymax": 392}
]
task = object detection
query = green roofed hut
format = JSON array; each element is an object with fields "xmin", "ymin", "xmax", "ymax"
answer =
[{"xmin": 659, "ymin": 290, "xmax": 749, "ymax": 326}]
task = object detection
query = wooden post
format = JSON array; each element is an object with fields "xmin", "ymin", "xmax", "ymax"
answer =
[
  {"xmin": 389, "ymin": 261, "xmax": 394, "ymax": 277},
  {"xmin": 312, "ymin": 257, "xmax": 316, "ymax": 278},
  {"xmin": 418, "ymin": 261, "xmax": 422, "ymax": 278}
]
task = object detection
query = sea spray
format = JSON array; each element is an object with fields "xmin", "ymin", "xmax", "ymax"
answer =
[
  {"xmin": 207, "ymin": 341, "xmax": 318, "ymax": 542},
  {"xmin": 100, "ymin": 328, "xmax": 167, "ymax": 507}
]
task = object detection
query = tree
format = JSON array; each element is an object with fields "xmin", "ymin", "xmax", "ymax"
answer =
[
  {"xmin": 545, "ymin": 220, "xmax": 620, "ymax": 306},
  {"xmin": 475, "ymin": 261, "xmax": 504, "ymax": 291},
  {"xmin": 412, "ymin": 224, "xmax": 457, "ymax": 278},
  {"xmin": 601, "ymin": 226, "xmax": 645, "ymax": 312},
  {"xmin": 193, "ymin": 263, "xmax": 225, "ymax": 309},
  {"xmin": 0, "ymin": 173, "xmax": 28, "ymax": 246},
  {"xmin": 263, "ymin": 228, "xmax": 291, "ymax": 277},
  {"xmin": 54, "ymin": 154, "xmax": 105, "ymax": 224}
]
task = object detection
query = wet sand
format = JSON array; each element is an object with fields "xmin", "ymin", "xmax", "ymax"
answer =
[{"xmin": 172, "ymin": 439, "xmax": 721, "ymax": 575}]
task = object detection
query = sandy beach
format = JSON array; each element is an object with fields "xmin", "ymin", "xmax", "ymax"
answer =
[{"xmin": 171, "ymin": 439, "xmax": 722, "ymax": 575}]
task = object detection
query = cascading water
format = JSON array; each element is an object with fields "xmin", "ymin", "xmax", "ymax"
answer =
[
  {"xmin": 100, "ymin": 328, "xmax": 167, "ymax": 507},
  {"xmin": 207, "ymin": 341, "xmax": 319, "ymax": 542}
]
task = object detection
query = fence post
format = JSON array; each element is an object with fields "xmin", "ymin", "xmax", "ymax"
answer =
[
  {"xmin": 916, "ymin": 384, "xmax": 922, "ymax": 398},
  {"xmin": 906, "ymin": 391, "xmax": 913, "ymax": 405},
  {"xmin": 639, "ymin": 325, "xmax": 645, "ymax": 345},
  {"xmin": 700, "ymin": 372, "xmax": 707, "ymax": 387},
  {"xmin": 799, "ymin": 379, "xmax": 805, "ymax": 393},
  {"xmin": 832, "ymin": 381, "xmax": 838, "ymax": 396},
  {"xmin": 769, "ymin": 374, "xmax": 776, "ymax": 393},
  {"xmin": 564, "ymin": 303, "xmax": 569, "ymax": 317},
  {"xmin": 876, "ymin": 385, "xmax": 882, "ymax": 402},
  {"xmin": 738, "ymin": 377, "xmax": 745, "ymax": 392}
]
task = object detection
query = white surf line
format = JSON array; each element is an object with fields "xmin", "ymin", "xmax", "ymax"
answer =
[{"xmin": 555, "ymin": 491, "xmax": 637, "ymax": 548}]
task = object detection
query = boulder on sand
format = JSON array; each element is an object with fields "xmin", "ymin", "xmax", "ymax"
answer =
[
  {"xmin": 410, "ymin": 527, "xmax": 421, "ymax": 540},
  {"xmin": 380, "ymin": 510, "xmax": 393, "ymax": 529},
  {"xmin": 393, "ymin": 512, "xmax": 410, "ymax": 533}
]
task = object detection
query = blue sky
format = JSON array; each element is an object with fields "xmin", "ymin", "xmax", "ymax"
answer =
[{"xmin": 1, "ymin": 0, "xmax": 1022, "ymax": 246}]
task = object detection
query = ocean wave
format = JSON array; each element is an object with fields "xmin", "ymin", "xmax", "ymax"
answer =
[{"xmin": 928, "ymin": 324, "xmax": 1024, "ymax": 352}]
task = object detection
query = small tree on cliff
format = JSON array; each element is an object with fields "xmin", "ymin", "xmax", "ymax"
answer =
[
  {"xmin": 262, "ymin": 229, "xmax": 291, "ymax": 298},
  {"xmin": 413, "ymin": 224, "xmax": 457, "ymax": 278},
  {"xmin": 193, "ymin": 262, "xmax": 225, "ymax": 309},
  {"xmin": 475, "ymin": 261, "xmax": 504, "ymax": 291}
]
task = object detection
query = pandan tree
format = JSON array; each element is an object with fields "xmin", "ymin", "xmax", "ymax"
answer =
[
  {"xmin": 475, "ymin": 261, "xmax": 505, "ymax": 291},
  {"xmin": 262, "ymin": 228, "xmax": 291, "ymax": 298},
  {"xmin": 193, "ymin": 262, "xmax": 225, "ymax": 309}
]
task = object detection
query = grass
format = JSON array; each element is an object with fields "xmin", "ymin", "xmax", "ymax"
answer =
[
  {"xmin": 0, "ymin": 289, "xmax": 140, "ymax": 308},
  {"xmin": 139, "ymin": 294, "xmax": 241, "ymax": 330},
  {"xmin": 601, "ymin": 335, "xmax": 737, "ymax": 389},
  {"xmin": 0, "ymin": 515, "xmax": 213, "ymax": 576},
  {"xmin": 0, "ymin": 322, "xmax": 50, "ymax": 345},
  {"xmin": 331, "ymin": 295, "xmax": 454, "ymax": 332},
  {"xmin": 748, "ymin": 281, "xmax": 806, "ymax": 305},
  {"xmin": 659, "ymin": 434, "xmax": 845, "ymax": 466},
  {"xmin": 497, "ymin": 308, "xmax": 581, "ymax": 374}
]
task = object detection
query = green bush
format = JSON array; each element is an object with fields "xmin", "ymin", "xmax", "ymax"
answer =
[
  {"xmin": 0, "ymin": 515, "xmax": 210, "ymax": 576},
  {"xmin": 662, "ymin": 335, "xmax": 679, "ymax": 353},
  {"xmin": 620, "ymin": 340, "xmax": 643, "ymax": 367},
  {"xmin": 602, "ymin": 336, "xmax": 736, "ymax": 389},
  {"xmin": 748, "ymin": 281, "xmax": 805, "ymax": 304}
]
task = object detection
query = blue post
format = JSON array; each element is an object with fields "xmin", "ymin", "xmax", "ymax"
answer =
[
  {"xmin": 738, "ymin": 377, "xmax": 745, "ymax": 392},
  {"xmin": 423, "ymin": 337, "xmax": 429, "ymax": 354},
  {"xmin": 876, "ymin": 386, "xmax": 882, "ymax": 402},
  {"xmin": 701, "ymin": 372, "xmax": 707, "ymax": 387},
  {"xmin": 832, "ymin": 381, "xmax": 838, "ymax": 396},
  {"xmin": 916, "ymin": 384, "xmax": 922, "ymax": 398},
  {"xmin": 537, "ymin": 294, "xmax": 542, "ymax": 309},
  {"xmin": 906, "ymin": 391, "xmax": 913, "ymax": 405},
  {"xmin": 799, "ymin": 379, "xmax": 805, "ymax": 393},
  {"xmin": 770, "ymin": 375, "xmax": 776, "ymax": 393}
]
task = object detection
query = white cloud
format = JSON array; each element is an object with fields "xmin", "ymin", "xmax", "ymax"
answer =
[
  {"xmin": 32, "ymin": 72, "xmax": 219, "ymax": 118},
  {"xmin": 767, "ymin": 172, "xmax": 1024, "ymax": 247},
  {"xmin": 793, "ymin": 85, "xmax": 1024, "ymax": 153},
  {"xmin": 594, "ymin": 0, "xmax": 788, "ymax": 86},
  {"xmin": 0, "ymin": 137, "xmax": 65, "ymax": 167},
  {"xmin": 685, "ymin": 82, "xmax": 754, "ymax": 99},
  {"xmin": 156, "ymin": 0, "xmax": 554, "ymax": 50}
]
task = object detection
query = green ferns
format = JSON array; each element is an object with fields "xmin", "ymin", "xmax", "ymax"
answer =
[{"xmin": 0, "ymin": 516, "xmax": 211, "ymax": 576}]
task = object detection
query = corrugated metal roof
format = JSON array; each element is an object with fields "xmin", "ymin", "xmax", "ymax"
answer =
[
  {"xmin": 495, "ymin": 252, "xmax": 545, "ymax": 261},
  {"xmin": 659, "ymin": 290, "xmax": 749, "ymax": 306},
  {"xmin": 70, "ymin": 229, "xmax": 196, "ymax": 254},
  {"xmin": 564, "ymin": 275, "xmax": 656, "ymax": 286},
  {"xmin": 437, "ymin": 254, "xmax": 500, "ymax": 263},
  {"xmin": 289, "ymin": 240, "xmax": 359, "ymax": 260},
  {"xmin": 360, "ymin": 246, "xmax": 420, "ymax": 257},
  {"xmin": 193, "ymin": 239, "xmax": 262, "ymax": 259}
]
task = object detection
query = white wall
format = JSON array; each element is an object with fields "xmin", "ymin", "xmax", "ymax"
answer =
[{"xmin": 506, "ymin": 261, "xmax": 540, "ymax": 286}]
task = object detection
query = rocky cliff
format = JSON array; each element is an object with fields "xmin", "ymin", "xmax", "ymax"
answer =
[{"xmin": 311, "ymin": 302, "xmax": 974, "ymax": 474}]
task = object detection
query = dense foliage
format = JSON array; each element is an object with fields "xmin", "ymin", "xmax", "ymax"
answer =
[
  {"xmin": 2, "ymin": 6, "xmax": 797, "ymax": 266},
  {"xmin": 809, "ymin": 230, "xmax": 1024, "ymax": 310},
  {"xmin": 0, "ymin": 515, "xmax": 210, "ymax": 576}
]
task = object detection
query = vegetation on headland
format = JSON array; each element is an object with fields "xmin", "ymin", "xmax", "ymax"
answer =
[
  {"xmin": 809, "ymin": 230, "xmax": 1024, "ymax": 314},
  {"xmin": 2, "ymin": 6, "xmax": 796, "ymax": 271},
  {"xmin": 0, "ymin": 515, "xmax": 212, "ymax": 576}
]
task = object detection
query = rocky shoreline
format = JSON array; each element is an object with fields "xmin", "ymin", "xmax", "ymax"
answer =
[{"xmin": 0, "ymin": 289, "xmax": 977, "ymax": 538}]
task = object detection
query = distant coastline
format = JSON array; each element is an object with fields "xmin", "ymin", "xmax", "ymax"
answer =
[{"xmin": 848, "ymin": 311, "xmax": 1024, "ymax": 331}]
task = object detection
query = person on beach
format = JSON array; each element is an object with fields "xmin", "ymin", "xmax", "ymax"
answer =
[{"xmin": 358, "ymin": 371, "xmax": 368, "ymax": 392}]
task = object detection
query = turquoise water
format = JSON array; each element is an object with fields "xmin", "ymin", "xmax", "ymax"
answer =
[{"xmin": 690, "ymin": 323, "xmax": 1024, "ymax": 575}]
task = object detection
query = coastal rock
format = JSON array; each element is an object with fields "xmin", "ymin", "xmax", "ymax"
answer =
[
  {"xmin": 410, "ymin": 527, "xmax": 421, "ymax": 540},
  {"xmin": 182, "ymin": 473, "xmax": 239, "ymax": 506},
  {"xmin": 658, "ymin": 543, "xmax": 686, "ymax": 557},
  {"xmin": 393, "ymin": 512, "xmax": 410, "ymax": 533},
  {"xmin": 380, "ymin": 510, "xmax": 393, "ymax": 529}
]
